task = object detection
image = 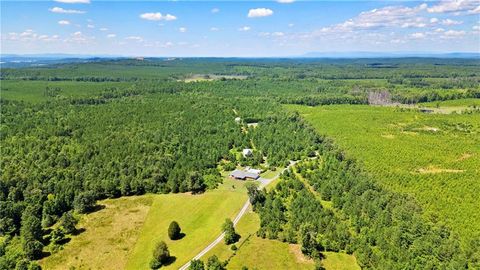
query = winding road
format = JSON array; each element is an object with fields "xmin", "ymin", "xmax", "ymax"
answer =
[{"xmin": 178, "ymin": 161, "xmax": 298, "ymax": 270}]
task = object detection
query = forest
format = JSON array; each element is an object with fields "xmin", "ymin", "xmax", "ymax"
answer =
[{"xmin": 0, "ymin": 58, "xmax": 479, "ymax": 269}]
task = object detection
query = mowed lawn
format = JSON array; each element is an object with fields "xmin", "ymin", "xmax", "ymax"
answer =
[
  {"xmin": 287, "ymin": 103, "xmax": 480, "ymax": 245},
  {"xmin": 40, "ymin": 195, "xmax": 154, "ymax": 270},
  {"xmin": 126, "ymin": 179, "xmax": 248, "ymax": 270}
]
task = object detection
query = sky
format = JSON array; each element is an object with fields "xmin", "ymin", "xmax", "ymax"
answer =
[{"xmin": 1, "ymin": 0, "xmax": 479, "ymax": 57}]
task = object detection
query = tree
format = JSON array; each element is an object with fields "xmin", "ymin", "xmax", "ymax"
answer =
[
  {"xmin": 73, "ymin": 191, "xmax": 96, "ymax": 214},
  {"xmin": 188, "ymin": 171, "xmax": 206, "ymax": 194},
  {"xmin": 60, "ymin": 212, "xmax": 77, "ymax": 234},
  {"xmin": 222, "ymin": 218, "xmax": 239, "ymax": 245},
  {"xmin": 150, "ymin": 241, "xmax": 170, "ymax": 269},
  {"xmin": 168, "ymin": 221, "xmax": 181, "ymax": 240},
  {"xmin": 246, "ymin": 183, "xmax": 265, "ymax": 211},
  {"xmin": 188, "ymin": 259, "xmax": 205, "ymax": 270},
  {"xmin": 50, "ymin": 227, "xmax": 66, "ymax": 245},
  {"xmin": 206, "ymin": 255, "xmax": 225, "ymax": 270},
  {"xmin": 22, "ymin": 240, "xmax": 43, "ymax": 260}
]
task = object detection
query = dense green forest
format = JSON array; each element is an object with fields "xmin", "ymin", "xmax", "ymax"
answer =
[{"xmin": 1, "ymin": 58, "xmax": 479, "ymax": 269}]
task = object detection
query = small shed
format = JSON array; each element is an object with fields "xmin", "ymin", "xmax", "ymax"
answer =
[
  {"xmin": 234, "ymin": 117, "xmax": 241, "ymax": 123},
  {"xmin": 242, "ymin": 148, "xmax": 253, "ymax": 157}
]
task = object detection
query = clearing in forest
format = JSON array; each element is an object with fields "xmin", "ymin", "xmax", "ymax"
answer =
[
  {"xmin": 40, "ymin": 196, "xmax": 154, "ymax": 270},
  {"xmin": 287, "ymin": 103, "xmax": 480, "ymax": 247},
  {"xmin": 125, "ymin": 178, "xmax": 248, "ymax": 270}
]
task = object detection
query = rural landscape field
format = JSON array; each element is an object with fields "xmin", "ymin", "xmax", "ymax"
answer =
[{"xmin": 1, "ymin": 0, "xmax": 480, "ymax": 269}]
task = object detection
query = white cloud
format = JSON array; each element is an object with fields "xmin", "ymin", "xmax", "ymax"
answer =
[
  {"xmin": 430, "ymin": 18, "xmax": 439, "ymax": 23},
  {"xmin": 288, "ymin": 23, "xmax": 294, "ymax": 27},
  {"xmin": 99, "ymin": 27, "xmax": 108, "ymax": 31},
  {"xmin": 179, "ymin": 27, "xmax": 187, "ymax": 33},
  {"xmin": 410, "ymin": 32, "xmax": 426, "ymax": 39},
  {"xmin": 440, "ymin": 18, "xmax": 463, "ymax": 25},
  {"xmin": 442, "ymin": 29, "xmax": 466, "ymax": 37},
  {"xmin": 58, "ymin": 20, "xmax": 71, "ymax": 25},
  {"xmin": 159, "ymin": 41, "xmax": 173, "ymax": 48},
  {"xmin": 107, "ymin": 34, "xmax": 116, "ymax": 38},
  {"xmin": 473, "ymin": 25, "xmax": 480, "ymax": 30},
  {"xmin": 87, "ymin": 24, "xmax": 95, "ymax": 28},
  {"xmin": 54, "ymin": 0, "xmax": 90, "ymax": 3},
  {"xmin": 49, "ymin": 7, "xmax": 85, "ymax": 14},
  {"xmin": 248, "ymin": 8, "xmax": 274, "ymax": 18},
  {"xmin": 427, "ymin": 0, "xmax": 480, "ymax": 14},
  {"xmin": 65, "ymin": 31, "xmax": 94, "ymax": 43},
  {"xmin": 277, "ymin": 0, "xmax": 295, "ymax": 3},
  {"xmin": 238, "ymin": 26, "xmax": 251, "ymax": 31},
  {"xmin": 140, "ymin": 12, "xmax": 177, "ymax": 21},
  {"xmin": 317, "ymin": 4, "xmax": 429, "ymax": 33},
  {"xmin": 211, "ymin": 8, "xmax": 220, "ymax": 13},
  {"xmin": 259, "ymin": 31, "xmax": 285, "ymax": 37},
  {"xmin": 125, "ymin": 36, "xmax": 143, "ymax": 42},
  {"xmin": 6, "ymin": 29, "xmax": 62, "ymax": 42},
  {"xmin": 468, "ymin": 5, "xmax": 480, "ymax": 14},
  {"xmin": 210, "ymin": 27, "xmax": 219, "ymax": 31}
]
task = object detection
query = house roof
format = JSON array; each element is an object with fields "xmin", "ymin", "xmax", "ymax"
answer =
[{"xmin": 229, "ymin": 169, "xmax": 259, "ymax": 180}]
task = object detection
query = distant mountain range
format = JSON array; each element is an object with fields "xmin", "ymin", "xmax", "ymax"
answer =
[
  {"xmin": 300, "ymin": 51, "xmax": 480, "ymax": 58},
  {"xmin": 1, "ymin": 52, "xmax": 479, "ymax": 68}
]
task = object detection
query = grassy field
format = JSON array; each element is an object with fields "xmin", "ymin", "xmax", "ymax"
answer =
[
  {"xmin": 419, "ymin": 98, "xmax": 480, "ymax": 108},
  {"xmin": 287, "ymin": 103, "xmax": 480, "ymax": 246},
  {"xmin": 322, "ymin": 252, "xmax": 361, "ymax": 270},
  {"xmin": 206, "ymin": 207, "xmax": 317, "ymax": 270},
  {"xmin": 125, "ymin": 178, "xmax": 248, "ymax": 270},
  {"xmin": 0, "ymin": 80, "xmax": 130, "ymax": 103},
  {"xmin": 40, "ymin": 196, "xmax": 154, "ymax": 270},
  {"xmin": 206, "ymin": 179, "xmax": 358, "ymax": 270}
]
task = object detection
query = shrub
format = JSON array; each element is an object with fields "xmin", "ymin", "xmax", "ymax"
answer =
[
  {"xmin": 188, "ymin": 259, "xmax": 205, "ymax": 270},
  {"xmin": 60, "ymin": 212, "xmax": 77, "ymax": 234},
  {"xmin": 168, "ymin": 221, "xmax": 181, "ymax": 240},
  {"xmin": 206, "ymin": 255, "xmax": 225, "ymax": 270},
  {"xmin": 222, "ymin": 218, "xmax": 239, "ymax": 245},
  {"xmin": 150, "ymin": 241, "xmax": 170, "ymax": 269},
  {"xmin": 73, "ymin": 192, "xmax": 96, "ymax": 214}
]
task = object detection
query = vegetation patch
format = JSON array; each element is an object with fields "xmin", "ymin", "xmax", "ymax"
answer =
[
  {"xmin": 40, "ymin": 196, "xmax": 153, "ymax": 270},
  {"xmin": 126, "ymin": 185, "xmax": 248, "ymax": 270},
  {"xmin": 287, "ymin": 104, "xmax": 480, "ymax": 256}
]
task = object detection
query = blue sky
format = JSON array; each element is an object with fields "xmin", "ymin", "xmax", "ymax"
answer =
[{"xmin": 1, "ymin": 0, "xmax": 479, "ymax": 56}]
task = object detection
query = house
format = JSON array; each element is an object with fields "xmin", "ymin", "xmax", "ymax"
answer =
[
  {"xmin": 242, "ymin": 148, "xmax": 253, "ymax": 157},
  {"xmin": 246, "ymin": 167, "xmax": 262, "ymax": 175},
  {"xmin": 229, "ymin": 169, "xmax": 260, "ymax": 180}
]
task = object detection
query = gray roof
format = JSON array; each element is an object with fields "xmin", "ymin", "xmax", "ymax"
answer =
[{"xmin": 229, "ymin": 169, "xmax": 259, "ymax": 180}]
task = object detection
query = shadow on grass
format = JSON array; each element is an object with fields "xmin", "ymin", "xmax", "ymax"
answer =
[
  {"xmin": 87, "ymin": 204, "xmax": 106, "ymax": 214},
  {"xmin": 173, "ymin": 233, "xmax": 186, "ymax": 240},
  {"xmin": 72, "ymin": 227, "xmax": 86, "ymax": 236},
  {"xmin": 164, "ymin": 256, "xmax": 177, "ymax": 266},
  {"xmin": 38, "ymin": 251, "xmax": 52, "ymax": 260}
]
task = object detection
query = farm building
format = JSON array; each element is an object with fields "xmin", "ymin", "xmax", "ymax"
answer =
[
  {"xmin": 242, "ymin": 148, "xmax": 253, "ymax": 157},
  {"xmin": 229, "ymin": 169, "xmax": 260, "ymax": 180}
]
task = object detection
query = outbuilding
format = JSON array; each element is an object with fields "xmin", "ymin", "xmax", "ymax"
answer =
[
  {"xmin": 242, "ymin": 148, "xmax": 253, "ymax": 157},
  {"xmin": 229, "ymin": 169, "xmax": 260, "ymax": 180}
]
